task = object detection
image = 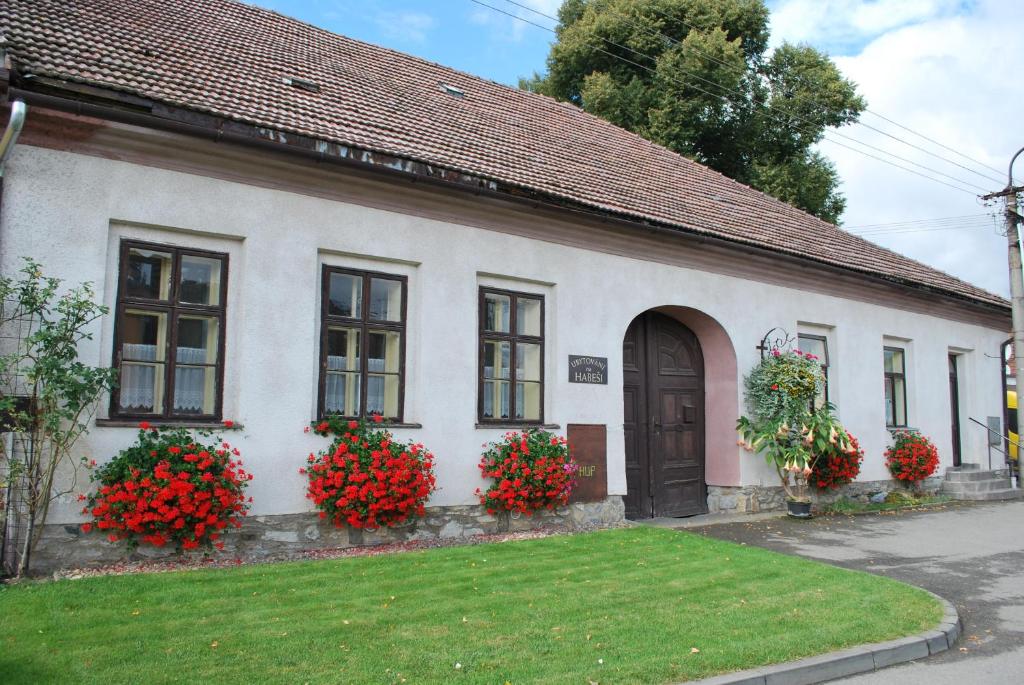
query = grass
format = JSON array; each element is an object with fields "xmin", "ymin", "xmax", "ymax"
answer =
[
  {"xmin": 823, "ymin": 494, "xmax": 951, "ymax": 515},
  {"xmin": 0, "ymin": 526, "xmax": 941, "ymax": 684}
]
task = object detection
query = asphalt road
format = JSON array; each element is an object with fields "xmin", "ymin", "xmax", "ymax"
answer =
[{"xmin": 688, "ymin": 500, "xmax": 1024, "ymax": 684}]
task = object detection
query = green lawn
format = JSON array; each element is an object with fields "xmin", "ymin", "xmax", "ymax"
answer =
[{"xmin": 0, "ymin": 526, "xmax": 940, "ymax": 684}]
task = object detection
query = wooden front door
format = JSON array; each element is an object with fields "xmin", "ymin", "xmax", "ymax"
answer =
[{"xmin": 623, "ymin": 311, "xmax": 706, "ymax": 519}]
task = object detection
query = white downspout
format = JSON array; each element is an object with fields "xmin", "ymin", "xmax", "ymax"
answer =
[{"xmin": 0, "ymin": 99, "xmax": 27, "ymax": 176}]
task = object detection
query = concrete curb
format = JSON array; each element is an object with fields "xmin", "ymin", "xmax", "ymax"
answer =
[{"xmin": 681, "ymin": 591, "xmax": 959, "ymax": 685}]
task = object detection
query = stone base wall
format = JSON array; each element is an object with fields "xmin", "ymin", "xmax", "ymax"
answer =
[
  {"xmin": 18, "ymin": 497, "xmax": 626, "ymax": 576},
  {"xmin": 707, "ymin": 476, "xmax": 943, "ymax": 514}
]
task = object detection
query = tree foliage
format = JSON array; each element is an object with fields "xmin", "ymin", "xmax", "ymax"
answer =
[{"xmin": 522, "ymin": 0, "xmax": 865, "ymax": 223}]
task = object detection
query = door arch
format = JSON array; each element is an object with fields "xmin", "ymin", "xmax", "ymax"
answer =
[{"xmin": 623, "ymin": 311, "xmax": 706, "ymax": 519}]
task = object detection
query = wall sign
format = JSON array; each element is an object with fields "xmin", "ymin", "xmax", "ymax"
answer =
[
  {"xmin": 568, "ymin": 355, "xmax": 608, "ymax": 385},
  {"xmin": 567, "ymin": 424, "xmax": 607, "ymax": 503}
]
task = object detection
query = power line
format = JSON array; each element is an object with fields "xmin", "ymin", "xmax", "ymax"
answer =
[
  {"xmin": 852, "ymin": 222, "xmax": 996, "ymax": 236},
  {"xmin": 499, "ymin": 0, "xmax": 1003, "ymax": 187},
  {"xmin": 632, "ymin": 0, "xmax": 1006, "ymax": 184},
  {"xmin": 472, "ymin": 0, "xmax": 985, "ymax": 195},
  {"xmin": 844, "ymin": 213, "xmax": 997, "ymax": 230}
]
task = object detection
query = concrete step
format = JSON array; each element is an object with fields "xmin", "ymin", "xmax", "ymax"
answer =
[
  {"xmin": 943, "ymin": 478, "xmax": 1014, "ymax": 493},
  {"xmin": 948, "ymin": 463, "xmax": 981, "ymax": 472},
  {"xmin": 944, "ymin": 468, "xmax": 1010, "ymax": 482},
  {"xmin": 941, "ymin": 483, "xmax": 1024, "ymax": 501},
  {"xmin": 964, "ymin": 488, "xmax": 1024, "ymax": 501}
]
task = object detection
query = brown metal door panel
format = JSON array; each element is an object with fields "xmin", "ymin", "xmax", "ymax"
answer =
[{"xmin": 567, "ymin": 424, "xmax": 608, "ymax": 503}]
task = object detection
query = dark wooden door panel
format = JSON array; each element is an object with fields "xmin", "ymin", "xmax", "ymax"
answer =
[
  {"xmin": 623, "ymin": 311, "xmax": 706, "ymax": 520},
  {"xmin": 622, "ymin": 317, "xmax": 650, "ymax": 519}
]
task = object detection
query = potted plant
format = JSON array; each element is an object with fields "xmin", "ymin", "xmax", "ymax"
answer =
[
  {"xmin": 300, "ymin": 415, "xmax": 436, "ymax": 530},
  {"xmin": 885, "ymin": 430, "xmax": 939, "ymax": 490},
  {"xmin": 737, "ymin": 348, "xmax": 852, "ymax": 518}
]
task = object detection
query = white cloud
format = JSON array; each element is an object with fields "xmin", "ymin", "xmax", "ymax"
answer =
[
  {"xmin": 770, "ymin": 0, "xmax": 1021, "ymax": 297},
  {"xmin": 376, "ymin": 10, "xmax": 436, "ymax": 44},
  {"xmin": 468, "ymin": 0, "xmax": 561, "ymax": 42},
  {"xmin": 768, "ymin": 0, "xmax": 964, "ymax": 51}
]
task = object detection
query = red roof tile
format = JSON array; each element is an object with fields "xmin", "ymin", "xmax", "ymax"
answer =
[{"xmin": 0, "ymin": 0, "xmax": 1007, "ymax": 309}]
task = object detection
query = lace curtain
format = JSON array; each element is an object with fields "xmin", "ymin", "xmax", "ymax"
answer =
[
  {"xmin": 120, "ymin": 343, "xmax": 208, "ymax": 413},
  {"xmin": 325, "ymin": 355, "xmax": 386, "ymax": 414}
]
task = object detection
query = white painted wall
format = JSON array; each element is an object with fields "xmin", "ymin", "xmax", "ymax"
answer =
[{"xmin": 0, "ymin": 145, "xmax": 1009, "ymax": 523}]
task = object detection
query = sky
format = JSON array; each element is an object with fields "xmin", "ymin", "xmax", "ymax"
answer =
[{"xmin": 248, "ymin": 0, "xmax": 1022, "ymax": 297}]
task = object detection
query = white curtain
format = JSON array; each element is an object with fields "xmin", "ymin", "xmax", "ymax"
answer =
[
  {"xmin": 119, "ymin": 343, "xmax": 211, "ymax": 413},
  {"xmin": 120, "ymin": 344, "xmax": 156, "ymax": 410},
  {"xmin": 325, "ymin": 355, "xmax": 387, "ymax": 415},
  {"xmin": 326, "ymin": 355, "xmax": 353, "ymax": 414},
  {"xmin": 174, "ymin": 346, "xmax": 208, "ymax": 413}
]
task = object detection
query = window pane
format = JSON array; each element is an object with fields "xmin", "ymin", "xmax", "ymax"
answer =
[
  {"xmin": 884, "ymin": 376, "xmax": 895, "ymax": 425},
  {"xmin": 483, "ymin": 340, "xmax": 510, "ymax": 379},
  {"xmin": 126, "ymin": 248, "xmax": 172, "ymax": 300},
  {"xmin": 516, "ymin": 382, "xmax": 542, "ymax": 421},
  {"xmin": 179, "ymin": 255, "xmax": 222, "ymax": 306},
  {"xmin": 119, "ymin": 363, "xmax": 163, "ymax": 414},
  {"xmin": 516, "ymin": 342, "xmax": 542, "ymax": 381},
  {"xmin": 327, "ymin": 327, "xmax": 361, "ymax": 372},
  {"xmin": 367, "ymin": 374, "xmax": 400, "ymax": 418},
  {"xmin": 884, "ymin": 348, "xmax": 904, "ymax": 374},
  {"xmin": 174, "ymin": 366, "xmax": 216, "ymax": 415},
  {"xmin": 893, "ymin": 377, "xmax": 906, "ymax": 426},
  {"xmin": 369, "ymin": 278, "xmax": 402, "ymax": 322},
  {"xmin": 483, "ymin": 380, "xmax": 510, "ymax": 419},
  {"xmin": 517, "ymin": 297, "xmax": 542, "ymax": 336},
  {"xmin": 325, "ymin": 372, "xmax": 360, "ymax": 416},
  {"xmin": 174, "ymin": 316, "xmax": 219, "ymax": 415},
  {"xmin": 368, "ymin": 330, "xmax": 401, "ymax": 373},
  {"xmin": 328, "ymin": 273, "xmax": 362, "ymax": 318},
  {"xmin": 119, "ymin": 310, "xmax": 168, "ymax": 414},
  {"xmin": 177, "ymin": 316, "xmax": 219, "ymax": 364},
  {"xmin": 798, "ymin": 335, "xmax": 827, "ymax": 364},
  {"xmin": 484, "ymin": 293, "xmax": 511, "ymax": 333},
  {"xmin": 121, "ymin": 310, "xmax": 167, "ymax": 362}
]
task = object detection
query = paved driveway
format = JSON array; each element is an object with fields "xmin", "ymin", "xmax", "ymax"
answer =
[{"xmin": 688, "ymin": 501, "xmax": 1024, "ymax": 684}]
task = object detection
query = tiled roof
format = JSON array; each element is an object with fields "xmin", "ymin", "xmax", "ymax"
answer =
[{"xmin": 0, "ymin": 0, "xmax": 1007, "ymax": 309}]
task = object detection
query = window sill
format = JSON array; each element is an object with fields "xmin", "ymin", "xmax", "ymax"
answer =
[
  {"xmin": 96, "ymin": 419, "xmax": 241, "ymax": 429},
  {"xmin": 887, "ymin": 425, "xmax": 918, "ymax": 433},
  {"xmin": 475, "ymin": 423, "xmax": 560, "ymax": 430}
]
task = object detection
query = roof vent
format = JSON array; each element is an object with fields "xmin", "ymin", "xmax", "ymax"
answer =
[
  {"xmin": 439, "ymin": 83, "xmax": 465, "ymax": 98},
  {"xmin": 283, "ymin": 77, "xmax": 321, "ymax": 93}
]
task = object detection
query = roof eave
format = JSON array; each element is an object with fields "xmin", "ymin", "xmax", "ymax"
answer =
[{"xmin": 5, "ymin": 77, "xmax": 1011, "ymax": 317}]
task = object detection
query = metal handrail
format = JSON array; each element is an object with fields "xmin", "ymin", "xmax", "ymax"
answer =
[
  {"xmin": 968, "ymin": 416, "xmax": 1022, "ymax": 451},
  {"xmin": 967, "ymin": 417, "xmax": 1020, "ymax": 485}
]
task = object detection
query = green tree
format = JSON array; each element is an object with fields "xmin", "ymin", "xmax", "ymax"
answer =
[{"xmin": 522, "ymin": 0, "xmax": 865, "ymax": 223}]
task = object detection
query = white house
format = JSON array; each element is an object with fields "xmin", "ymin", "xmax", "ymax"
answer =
[{"xmin": 0, "ymin": 0, "xmax": 1011, "ymax": 572}]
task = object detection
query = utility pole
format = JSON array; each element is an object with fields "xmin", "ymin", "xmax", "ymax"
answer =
[{"xmin": 983, "ymin": 146, "xmax": 1024, "ymax": 488}]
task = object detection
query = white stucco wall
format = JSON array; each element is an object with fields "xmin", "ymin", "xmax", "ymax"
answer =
[{"xmin": 0, "ymin": 144, "xmax": 1009, "ymax": 523}]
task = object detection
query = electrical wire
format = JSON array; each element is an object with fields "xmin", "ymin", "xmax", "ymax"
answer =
[
  {"xmin": 496, "ymin": 0, "xmax": 1003, "ymax": 187},
  {"xmin": 470, "ymin": 0, "xmax": 985, "ymax": 195}
]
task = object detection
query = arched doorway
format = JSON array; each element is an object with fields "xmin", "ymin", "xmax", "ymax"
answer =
[{"xmin": 623, "ymin": 311, "xmax": 706, "ymax": 519}]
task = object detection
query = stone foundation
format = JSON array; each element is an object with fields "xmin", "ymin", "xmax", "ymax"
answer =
[
  {"xmin": 19, "ymin": 497, "xmax": 626, "ymax": 576},
  {"xmin": 707, "ymin": 476, "xmax": 943, "ymax": 514}
]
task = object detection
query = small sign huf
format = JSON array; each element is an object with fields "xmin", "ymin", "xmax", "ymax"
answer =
[{"xmin": 568, "ymin": 355, "xmax": 608, "ymax": 385}]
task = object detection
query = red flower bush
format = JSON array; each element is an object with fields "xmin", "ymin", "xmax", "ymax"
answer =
[
  {"xmin": 476, "ymin": 430, "xmax": 578, "ymax": 515},
  {"xmin": 302, "ymin": 415, "xmax": 436, "ymax": 529},
  {"xmin": 885, "ymin": 431, "xmax": 940, "ymax": 483},
  {"xmin": 81, "ymin": 422, "xmax": 251, "ymax": 550},
  {"xmin": 811, "ymin": 431, "xmax": 864, "ymax": 490}
]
